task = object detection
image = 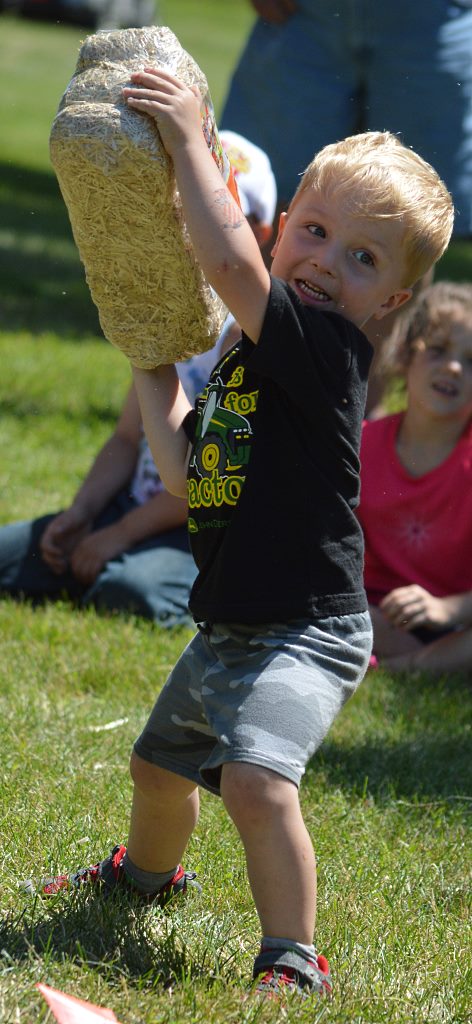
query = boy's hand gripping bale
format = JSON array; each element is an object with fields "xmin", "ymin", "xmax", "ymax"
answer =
[{"xmin": 49, "ymin": 27, "xmax": 236, "ymax": 368}]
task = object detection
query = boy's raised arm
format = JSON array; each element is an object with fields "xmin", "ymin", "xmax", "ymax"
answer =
[
  {"xmin": 123, "ymin": 69, "xmax": 271, "ymax": 344},
  {"xmin": 132, "ymin": 363, "xmax": 192, "ymax": 498}
]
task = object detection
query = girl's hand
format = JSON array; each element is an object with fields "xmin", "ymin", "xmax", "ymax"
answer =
[
  {"xmin": 122, "ymin": 68, "xmax": 202, "ymax": 156},
  {"xmin": 380, "ymin": 585, "xmax": 452, "ymax": 631}
]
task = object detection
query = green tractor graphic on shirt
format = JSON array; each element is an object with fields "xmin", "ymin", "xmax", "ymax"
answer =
[{"xmin": 191, "ymin": 384, "xmax": 253, "ymax": 477}]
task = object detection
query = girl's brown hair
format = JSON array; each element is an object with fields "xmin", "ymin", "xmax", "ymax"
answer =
[{"xmin": 382, "ymin": 280, "xmax": 472, "ymax": 377}]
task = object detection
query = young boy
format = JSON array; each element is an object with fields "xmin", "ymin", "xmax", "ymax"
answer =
[{"xmin": 41, "ymin": 71, "xmax": 454, "ymax": 997}]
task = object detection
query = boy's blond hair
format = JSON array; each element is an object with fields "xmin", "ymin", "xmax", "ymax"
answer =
[{"xmin": 293, "ymin": 131, "xmax": 454, "ymax": 287}]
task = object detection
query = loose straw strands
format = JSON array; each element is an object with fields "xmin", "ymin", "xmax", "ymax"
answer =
[{"xmin": 50, "ymin": 27, "xmax": 227, "ymax": 367}]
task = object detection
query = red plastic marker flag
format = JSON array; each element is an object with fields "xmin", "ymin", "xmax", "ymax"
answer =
[{"xmin": 36, "ymin": 984, "xmax": 120, "ymax": 1023}]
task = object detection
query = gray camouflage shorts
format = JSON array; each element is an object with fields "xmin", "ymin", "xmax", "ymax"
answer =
[{"xmin": 134, "ymin": 612, "xmax": 372, "ymax": 795}]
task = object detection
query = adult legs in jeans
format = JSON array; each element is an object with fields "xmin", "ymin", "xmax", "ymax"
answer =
[
  {"xmin": 0, "ymin": 516, "xmax": 84, "ymax": 601},
  {"xmin": 86, "ymin": 536, "xmax": 197, "ymax": 626},
  {"xmin": 0, "ymin": 505, "xmax": 196, "ymax": 625}
]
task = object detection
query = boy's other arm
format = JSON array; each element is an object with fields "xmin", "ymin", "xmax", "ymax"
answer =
[
  {"xmin": 132, "ymin": 364, "xmax": 192, "ymax": 498},
  {"xmin": 123, "ymin": 70, "xmax": 271, "ymax": 344}
]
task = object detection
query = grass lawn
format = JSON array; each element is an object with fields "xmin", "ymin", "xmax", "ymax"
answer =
[{"xmin": 0, "ymin": 8, "xmax": 471, "ymax": 1023}]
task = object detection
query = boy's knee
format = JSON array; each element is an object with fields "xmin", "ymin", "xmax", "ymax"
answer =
[
  {"xmin": 130, "ymin": 750, "xmax": 159, "ymax": 791},
  {"xmin": 130, "ymin": 750, "xmax": 195, "ymax": 801},
  {"xmin": 221, "ymin": 762, "xmax": 296, "ymax": 824}
]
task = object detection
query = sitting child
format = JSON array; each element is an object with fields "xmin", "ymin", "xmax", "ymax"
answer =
[
  {"xmin": 0, "ymin": 360, "xmax": 212, "ymax": 626},
  {"xmin": 358, "ymin": 281, "xmax": 472, "ymax": 675},
  {"xmin": 0, "ymin": 132, "xmax": 276, "ymax": 625}
]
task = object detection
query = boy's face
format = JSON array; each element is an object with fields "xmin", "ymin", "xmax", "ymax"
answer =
[
  {"xmin": 407, "ymin": 313, "xmax": 472, "ymax": 426},
  {"xmin": 270, "ymin": 186, "xmax": 412, "ymax": 328}
]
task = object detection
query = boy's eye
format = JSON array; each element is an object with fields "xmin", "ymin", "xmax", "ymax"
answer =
[
  {"xmin": 307, "ymin": 224, "xmax": 325, "ymax": 237},
  {"xmin": 353, "ymin": 249, "xmax": 374, "ymax": 266}
]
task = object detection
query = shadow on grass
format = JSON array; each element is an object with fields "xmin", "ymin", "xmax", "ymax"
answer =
[
  {"xmin": 0, "ymin": 161, "xmax": 101, "ymax": 338},
  {"xmin": 310, "ymin": 672, "xmax": 472, "ymax": 801},
  {"xmin": 313, "ymin": 734, "xmax": 472, "ymax": 802},
  {"xmin": 0, "ymin": 394, "xmax": 119, "ymax": 425},
  {"xmin": 0, "ymin": 892, "xmax": 203, "ymax": 988}
]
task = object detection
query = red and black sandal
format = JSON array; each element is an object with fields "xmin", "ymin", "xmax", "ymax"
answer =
[
  {"xmin": 39, "ymin": 844, "xmax": 200, "ymax": 904},
  {"xmin": 253, "ymin": 944, "xmax": 332, "ymax": 999}
]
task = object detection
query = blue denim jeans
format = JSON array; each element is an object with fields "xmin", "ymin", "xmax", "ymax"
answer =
[
  {"xmin": 221, "ymin": 0, "xmax": 472, "ymax": 235},
  {"xmin": 0, "ymin": 490, "xmax": 197, "ymax": 627}
]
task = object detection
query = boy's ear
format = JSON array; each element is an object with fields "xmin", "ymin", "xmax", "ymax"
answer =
[
  {"xmin": 270, "ymin": 211, "xmax": 287, "ymax": 258},
  {"xmin": 374, "ymin": 288, "xmax": 413, "ymax": 320}
]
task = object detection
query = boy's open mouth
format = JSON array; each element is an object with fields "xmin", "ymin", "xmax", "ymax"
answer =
[{"xmin": 296, "ymin": 279, "xmax": 331, "ymax": 302}]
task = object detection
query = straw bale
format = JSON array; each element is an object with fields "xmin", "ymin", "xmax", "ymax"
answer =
[{"xmin": 49, "ymin": 27, "xmax": 228, "ymax": 367}]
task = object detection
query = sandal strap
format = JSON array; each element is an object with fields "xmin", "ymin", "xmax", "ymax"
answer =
[{"xmin": 252, "ymin": 947, "xmax": 322, "ymax": 989}]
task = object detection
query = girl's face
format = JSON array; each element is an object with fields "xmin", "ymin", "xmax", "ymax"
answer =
[{"xmin": 407, "ymin": 311, "xmax": 472, "ymax": 426}]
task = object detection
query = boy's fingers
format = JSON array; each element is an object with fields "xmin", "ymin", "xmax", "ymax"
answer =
[
  {"xmin": 124, "ymin": 90, "xmax": 162, "ymax": 103},
  {"xmin": 142, "ymin": 65, "xmax": 181, "ymax": 82},
  {"xmin": 129, "ymin": 68, "xmax": 182, "ymax": 90},
  {"xmin": 123, "ymin": 86, "xmax": 179, "ymax": 105},
  {"xmin": 127, "ymin": 69, "xmax": 201, "ymax": 99}
]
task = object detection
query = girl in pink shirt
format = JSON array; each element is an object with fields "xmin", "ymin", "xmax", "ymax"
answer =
[{"xmin": 358, "ymin": 281, "xmax": 472, "ymax": 676}]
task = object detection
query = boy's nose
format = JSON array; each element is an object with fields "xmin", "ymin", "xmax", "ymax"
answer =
[{"xmin": 310, "ymin": 246, "xmax": 336, "ymax": 276}]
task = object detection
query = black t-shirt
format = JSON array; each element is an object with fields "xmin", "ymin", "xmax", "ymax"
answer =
[{"xmin": 184, "ymin": 277, "xmax": 373, "ymax": 623}]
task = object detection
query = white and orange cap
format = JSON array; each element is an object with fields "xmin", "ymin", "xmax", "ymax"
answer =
[{"xmin": 219, "ymin": 129, "xmax": 277, "ymax": 227}]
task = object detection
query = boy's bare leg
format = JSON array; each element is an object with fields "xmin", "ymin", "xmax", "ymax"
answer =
[
  {"xmin": 221, "ymin": 762, "xmax": 316, "ymax": 944},
  {"xmin": 383, "ymin": 627, "xmax": 472, "ymax": 677},
  {"xmin": 127, "ymin": 752, "xmax": 199, "ymax": 870}
]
